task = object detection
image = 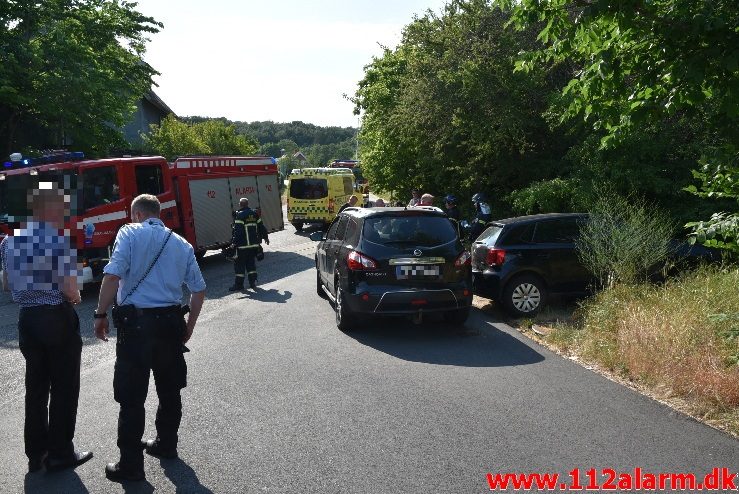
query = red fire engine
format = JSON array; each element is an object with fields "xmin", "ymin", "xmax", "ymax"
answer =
[{"xmin": 0, "ymin": 153, "xmax": 283, "ymax": 284}]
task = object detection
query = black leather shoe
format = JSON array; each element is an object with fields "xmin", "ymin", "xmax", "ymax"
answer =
[
  {"xmin": 141, "ymin": 439, "xmax": 177, "ymax": 459},
  {"xmin": 105, "ymin": 462, "xmax": 145, "ymax": 482},
  {"xmin": 44, "ymin": 450, "xmax": 93, "ymax": 472},
  {"xmin": 228, "ymin": 285, "xmax": 243, "ymax": 292}
]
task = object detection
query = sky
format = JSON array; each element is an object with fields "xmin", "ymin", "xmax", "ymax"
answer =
[{"xmin": 133, "ymin": 0, "xmax": 449, "ymax": 128}]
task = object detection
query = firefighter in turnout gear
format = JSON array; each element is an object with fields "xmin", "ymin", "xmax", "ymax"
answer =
[
  {"xmin": 469, "ymin": 192, "xmax": 492, "ymax": 242},
  {"xmin": 229, "ymin": 198, "xmax": 270, "ymax": 291}
]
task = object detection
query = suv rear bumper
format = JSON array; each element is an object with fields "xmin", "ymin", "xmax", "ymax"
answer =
[
  {"xmin": 344, "ymin": 282, "xmax": 473, "ymax": 315},
  {"xmin": 472, "ymin": 270, "xmax": 503, "ymax": 300}
]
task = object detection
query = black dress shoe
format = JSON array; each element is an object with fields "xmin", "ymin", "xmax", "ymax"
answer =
[
  {"xmin": 44, "ymin": 450, "xmax": 93, "ymax": 472},
  {"xmin": 141, "ymin": 439, "xmax": 177, "ymax": 459},
  {"xmin": 105, "ymin": 462, "xmax": 145, "ymax": 482}
]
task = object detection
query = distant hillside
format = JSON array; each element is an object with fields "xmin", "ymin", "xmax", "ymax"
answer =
[
  {"xmin": 183, "ymin": 117, "xmax": 358, "ymax": 166},
  {"xmin": 183, "ymin": 117, "xmax": 356, "ymax": 147}
]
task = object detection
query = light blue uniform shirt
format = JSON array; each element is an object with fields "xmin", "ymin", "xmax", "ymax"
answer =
[{"xmin": 104, "ymin": 218, "xmax": 206, "ymax": 308}]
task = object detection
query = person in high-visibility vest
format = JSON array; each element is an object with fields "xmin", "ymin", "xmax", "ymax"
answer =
[{"xmin": 229, "ymin": 198, "xmax": 270, "ymax": 291}]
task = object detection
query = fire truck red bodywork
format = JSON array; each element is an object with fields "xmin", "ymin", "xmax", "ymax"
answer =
[{"xmin": 0, "ymin": 155, "xmax": 283, "ymax": 284}]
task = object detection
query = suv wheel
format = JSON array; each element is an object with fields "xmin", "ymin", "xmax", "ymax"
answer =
[
  {"xmin": 444, "ymin": 307, "xmax": 470, "ymax": 325},
  {"xmin": 316, "ymin": 269, "xmax": 327, "ymax": 299},
  {"xmin": 292, "ymin": 221, "xmax": 304, "ymax": 232},
  {"xmin": 503, "ymin": 274, "xmax": 547, "ymax": 316},
  {"xmin": 335, "ymin": 285, "xmax": 356, "ymax": 331}
]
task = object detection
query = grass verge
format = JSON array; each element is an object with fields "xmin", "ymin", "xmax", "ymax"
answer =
[{"xmin": 521, "ymin": 266, "xmax": 739, "ymax": 437}]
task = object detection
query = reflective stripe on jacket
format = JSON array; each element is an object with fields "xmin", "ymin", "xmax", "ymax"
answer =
[{"xmin": 232, "ymin": 208, "xmax": 268, "ymax": 249}]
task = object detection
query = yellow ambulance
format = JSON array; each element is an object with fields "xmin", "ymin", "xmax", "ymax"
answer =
[{"xmin": 286, "ymin": 167, "xmax": 360, "ymax": 231}]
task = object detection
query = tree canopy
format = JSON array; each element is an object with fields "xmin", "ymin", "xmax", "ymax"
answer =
[
  {"xmin": 143, "ymin": 115, "xmax": 258, "ymax": 161},
  {"xmin": 0, "ymin": 0, "xmax": 162, "ymax": 156},
  {"xmin": 353, "ymin": 0, "xmax": 574, "ymax": 213},
  {"xmin": 503, "ymin": 0, "xmax": 739, "ymax": 250},
  {"xmin": 353, "ymin": 0, "xmax": 738, "ymax": 247}
]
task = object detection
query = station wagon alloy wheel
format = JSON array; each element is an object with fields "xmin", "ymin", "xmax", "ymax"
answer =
[
  {"xmin": 503, "ymin": 274, "xmax": 547, "ymax": 317},
  {"xmin": 511, "ymin": 283, "xmax": 541, "ymax": 313}
]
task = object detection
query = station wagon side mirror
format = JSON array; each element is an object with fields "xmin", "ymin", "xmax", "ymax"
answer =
[{"xmin": 309, "ymin": 231, "xmax": 325, "ymax": 242}]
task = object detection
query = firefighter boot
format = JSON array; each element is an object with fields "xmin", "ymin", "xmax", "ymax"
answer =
[
  {"xmin": 228, "ymin": 276, "xmax": 245, "ymax": 291},
  {"xmin": 248, "ymin": 272, "xmax": 257, "ymax": 289}
]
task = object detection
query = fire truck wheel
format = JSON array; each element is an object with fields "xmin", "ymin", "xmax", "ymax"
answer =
[{"xmin": 292, "ymin": 222, "xmax": 304, "ymax": 232}]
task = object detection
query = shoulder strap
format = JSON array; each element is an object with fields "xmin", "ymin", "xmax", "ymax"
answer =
[{"xmin": 119, "ymin": 228, "xmax": 173, "ymax": 305}]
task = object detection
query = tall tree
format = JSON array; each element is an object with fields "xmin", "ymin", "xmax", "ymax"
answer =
[
  {"xmin": 0, "ymin": 0, "xmax": 162, "ymax": 156},
  {"xmin": 353, "ymin": 0, "xmax": 571, "ymax": 213},
  {"xmin": 502, "ymin": 0, "xmax": 739, "ymax": 249}
]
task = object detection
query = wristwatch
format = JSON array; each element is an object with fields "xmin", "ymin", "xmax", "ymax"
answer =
[{"xmin": 93, "ymin": 311, "xmax": 107, "ymax": 319}]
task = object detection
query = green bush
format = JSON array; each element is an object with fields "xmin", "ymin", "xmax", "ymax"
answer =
[
  {"xmin": 576, "ymin": 190, "xmax": 674, "ymax": 287},
  {"xmin": 509, "ymin": 178, "xmax": 589, "ymax": 215}
]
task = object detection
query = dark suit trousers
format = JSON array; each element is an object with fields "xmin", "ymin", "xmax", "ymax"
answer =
[
  {"xmin": 113, "ymin": 310, "xmax": 187, "ymax": 470},
  {"xmin": 18, "ymin": 303, "xmax": 82, "ymax": 460}
]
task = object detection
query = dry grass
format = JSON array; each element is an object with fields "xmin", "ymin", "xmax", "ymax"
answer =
[{"xmin": 542, "ymin": 266, "xmax": 739, "ymax": 435}]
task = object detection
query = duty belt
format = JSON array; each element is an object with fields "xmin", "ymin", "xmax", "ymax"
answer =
[{"xmin": 133, "ymin": 305, "xmax": 181, "ymax": 316}]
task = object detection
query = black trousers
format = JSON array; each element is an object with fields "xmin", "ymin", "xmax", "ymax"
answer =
[
  {"xmin": 234, "ymin": 248, "xmax": 258, "ymax": 287},
  {"xmin": 18, "ymin": 303, "xmax": 82, "ymax": 461},
  {"xmin": 113, "ymin": 308, "xmax": 187, "ymax": 471}
]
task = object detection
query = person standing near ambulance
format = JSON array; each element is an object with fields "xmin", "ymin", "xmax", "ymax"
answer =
[
  {"xmin": 0, "ymin": 182, "xmax": 93, "ymax": 473},
  {"xmin": 93, "ymin": 194, "xmax": 206, "ymax": 482},
  {"xmin": 229, "ymin": 197, "xmax": 270, "ymax": 291}
]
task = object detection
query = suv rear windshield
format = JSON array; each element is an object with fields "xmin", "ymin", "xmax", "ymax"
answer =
[
  {"xmin": 290, "ymin": 178, "xmax": 328, "ymax": 199},
  {"xmin": 362, "ymin": 215, "xmax": 457, "ymax": 247}
]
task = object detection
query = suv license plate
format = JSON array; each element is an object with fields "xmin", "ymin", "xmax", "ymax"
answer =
[{"xmin": 397, "ymin": 265, "xmax": 440, "ymax": 279}]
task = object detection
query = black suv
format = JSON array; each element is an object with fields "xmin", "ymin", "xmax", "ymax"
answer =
[
  {"xmin": 471, "ymin": 213, "xmax": 591, "ymax": 316},
  {"xmin": 312, "ymin": 207, "xmax": 473, "ymax": 330}
]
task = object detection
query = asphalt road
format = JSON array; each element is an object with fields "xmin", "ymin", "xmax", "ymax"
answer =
[{"xmin": 0, "ymin": 225, "xmax": 737, "ymax": 493}]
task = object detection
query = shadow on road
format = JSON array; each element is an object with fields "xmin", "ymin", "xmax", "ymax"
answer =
[
  {"xmin": 289, "ymin": 223, "xmax": 324, "ymax": 238},
  {"xmin": 160, "ymin": 457, "xmax": 214, "ymax": 493},
  {"xmin": 345, "ymin": 310, "xmax": 544, "ymax": 368},
  {"xmin": 205, "ymin": 251, "xmax": 314, "ymax": 299},
  {"xmin": 120, "ymin": 479, "xmax": 155, "ymax": 494},
  {"xmin": 238, "ymin": 287, "xmax": 293, "ymax": 303},
  {"xmin": 24, "ymin": 469, "xmax": 91, "ymax": 493}
]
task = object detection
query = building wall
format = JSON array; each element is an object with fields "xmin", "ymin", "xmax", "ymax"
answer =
[{"xmin": 122, "ymin": 99, "xmax": 168, "ymax": 149}]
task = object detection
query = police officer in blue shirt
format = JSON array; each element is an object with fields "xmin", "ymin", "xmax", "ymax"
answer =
[
  {"xmin": 93, "ymin": 194, "xmax": 206, "ymax": 482},
  {"xmin": 0, "ymin": 183, "xmax": 93, "ymax": 473}
]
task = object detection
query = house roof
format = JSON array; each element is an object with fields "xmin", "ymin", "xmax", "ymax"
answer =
[{"xmin": 143, "ymin": 90, "xmax": 175, "ymax": 117}]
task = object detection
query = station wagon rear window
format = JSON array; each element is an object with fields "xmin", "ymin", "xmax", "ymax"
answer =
[
  {"xmin": 363, "ymin": 215, "xmax": 457, "ymax": 247},
  {"xmin": 290, "ymin": 178, "xmax": 328, "ymax": 199}
]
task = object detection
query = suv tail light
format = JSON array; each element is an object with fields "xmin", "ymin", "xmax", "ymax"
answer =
[
  {"xmin": 454, "ymin": 250, "xmax": 471, "ymax": 267},
  {"xmin": 347, "ymin": 250, "xmax": 378, "ymax": 270},
  {"xmin": 486, "ymin": 248, "xmax": 506, "ymax": 267}
]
